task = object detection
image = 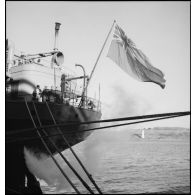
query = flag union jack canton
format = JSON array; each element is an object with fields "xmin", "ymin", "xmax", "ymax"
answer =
[{"xmin": 107, "ymin": 24, "xmax": 166, "ymax": 89}]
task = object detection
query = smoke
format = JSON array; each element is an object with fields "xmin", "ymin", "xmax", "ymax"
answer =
[
  {"xmin": 24, "ymin": 132, "xmax": 131, "ymax": 192},
  {"xmin": 24, "ymin": 84, "xmax": 151, "ymax": 192},
  {"xmin": 102, "ymin": 84, "xmax": 151, "ymax": 130},
  {"xmin": 24, "ymin": 143, "xmax": 106, "ymax": 193},
  {"xmin": 24, "ymin": 130, "xmax": 131, "ymax": 193},
  {"xmin": 24, "ymin": 147, "xmax": 78, "ymax": 192}
]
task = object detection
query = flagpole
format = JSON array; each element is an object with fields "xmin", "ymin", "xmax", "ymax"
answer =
[{"xmin": 85, "ymin": 20, "xmax": 116, "ymax": 91}]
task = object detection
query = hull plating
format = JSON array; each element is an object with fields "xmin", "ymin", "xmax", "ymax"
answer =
[{"xmin": 6, "ymin": 100, "xmax": 101, "ymax": 155}]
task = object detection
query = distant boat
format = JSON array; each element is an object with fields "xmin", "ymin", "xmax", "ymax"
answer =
[
  {"xmin": 141, "ymin": 129, "xmax": 145, "ymax": 139},
  {"xmin": 132, "ymin": 130, "xmax": 145, "ymax": 139}
]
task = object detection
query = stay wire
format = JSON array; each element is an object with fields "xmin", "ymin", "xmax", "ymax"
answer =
[
  {"xmin": 6, "ymin": 111, "xmax": 190, "ymax": 136},
  {"xmin": 45, "ymin": 102, "xmax": 103, "ymax": 194},
  {"xmin": 24, "ymin": 99, "xmax": 81, "ymax": 194},
  {"xmin": 6, "ymin": 113, "xmax": 188, "ymax": 144},
  {"xmin": 32, "ymin": 102, "xmax": 95, "ymax": 194}
]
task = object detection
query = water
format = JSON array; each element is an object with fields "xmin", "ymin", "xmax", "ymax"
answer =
[{"xmin": 40, "ymin": 128, "xmax": 190, "ymax": 194}]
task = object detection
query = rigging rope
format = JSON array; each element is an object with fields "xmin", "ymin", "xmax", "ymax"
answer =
[
  {"xmin": 24, "ymin": 99, "xmax": 81, "ymax": 194},
  {"xmin": 32, "ymin": 101, "xmax": 95, "ymax": 194},
  {"xmin": 6, "ymin": 111, "xmax": 190, "ymax": 136},
  {"xmin": 45, "ymin": 102, "xmax": 103, "ymax": 194},
  {"xmin": 6, "ymin": 112, "xmax": 189, "ymax": 144}
]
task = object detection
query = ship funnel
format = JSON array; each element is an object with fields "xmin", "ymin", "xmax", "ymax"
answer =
[{"xmin": 54, "ymin": 22, "xmax": 61, "ymax": 50}]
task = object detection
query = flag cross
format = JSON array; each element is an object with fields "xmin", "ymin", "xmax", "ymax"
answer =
[{"xmin": 107, "ymin": 23, "xmax": 166, "ymax": 89}]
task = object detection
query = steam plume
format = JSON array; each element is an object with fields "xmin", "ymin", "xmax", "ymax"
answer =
[{"xmin": 24, "ymin": 84, "xmax": 151, "ymax": 192}]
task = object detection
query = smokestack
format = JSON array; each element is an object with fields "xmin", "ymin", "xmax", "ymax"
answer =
[{"xmin": 54, "ymin": 22, "xmax": 61, "ymax": 51}]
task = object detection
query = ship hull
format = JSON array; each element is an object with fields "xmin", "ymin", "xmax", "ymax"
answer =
[
  {"xmin": 6, "ymin": 100, "xmax": 101, "ymax": 193},
  {"xmin": 6, "ymin": 100, "xmax": 101, "ymax": 155}
]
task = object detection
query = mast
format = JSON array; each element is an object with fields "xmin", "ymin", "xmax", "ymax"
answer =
[{"xmin": 83, "ymin": 20, "xmax": 116, "ymax": 95}]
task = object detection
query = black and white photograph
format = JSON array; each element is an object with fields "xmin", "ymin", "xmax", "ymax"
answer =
[{"xmin": 5, "ymin": 1, "xmax": 190, "ymax": 194}]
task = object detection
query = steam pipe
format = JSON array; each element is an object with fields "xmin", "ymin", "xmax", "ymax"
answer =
[{"xmin": 75, "ymin": 64, "xmax": 87, "ymax": 107}]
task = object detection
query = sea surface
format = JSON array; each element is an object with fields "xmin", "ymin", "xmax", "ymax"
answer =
[{"xmin": 38, "ymin": 127, "xmax": 190, "ymax": 194}]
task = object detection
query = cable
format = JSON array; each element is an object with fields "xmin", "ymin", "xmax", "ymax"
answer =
[
  {"xmin": 24, "ymin": 99, "xmax": 81, "ymax": 194},
  {"xmin": 42, "ymin": 102, "xmax": 95, "ymax": 194},
  {"xmin": 6, "ymin": 113, "xmax": 188, "ymax": 144},
  {"xmin": 6, "ymin": 111, "xmax": 190, "ymax": 136}
]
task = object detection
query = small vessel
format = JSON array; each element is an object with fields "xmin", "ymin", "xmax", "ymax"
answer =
[{"xmin": 141, "ymin": 129, "xmax": 145, "ymax": 139}]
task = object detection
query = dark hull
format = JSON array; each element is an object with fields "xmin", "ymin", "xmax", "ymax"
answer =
[
  {"xmin": 6, "ymin": 100, "xmax": 101, "ymax": 193},
  {"xmin": 6, "ymin": 100, "xmax": 101, "ymax": 154}
]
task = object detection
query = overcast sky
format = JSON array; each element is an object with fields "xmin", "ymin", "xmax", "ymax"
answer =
[{"xmin": 6, "ymin": 1, "xmax": 190, "ymax": 127}]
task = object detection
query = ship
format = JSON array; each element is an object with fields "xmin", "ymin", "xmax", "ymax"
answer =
[
  {"xmin": 6, "ymin": 20, "xmax": 168, "ymax": 194},
  {"xmin": 6, "ymin": 23, "xmax": 102, "ymax": 194}
]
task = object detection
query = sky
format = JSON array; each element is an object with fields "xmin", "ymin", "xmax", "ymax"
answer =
[{"xmin": 6, "ymin": 1, "xmax": 190, "ymax": 128}]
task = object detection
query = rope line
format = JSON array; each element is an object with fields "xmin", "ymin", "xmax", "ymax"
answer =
[
  {"xmin": 6, "ymin": 111, "xmax": 190, "ymax": 136},
  {"xmin": 24, "ymin": 99, "xmax": 81, "ymax": 194},
  {"xmin": 6, "ymin": 112, "xmax": 189, "ymax": 144},
  {"xmin": 45, "ymin": 102, "xmax": 103, "ymax": 194},
  {"xmin": 6, "ymin": 104, "xmax": 190, "ymax": 194},
  {"xmin": 33, "ymin": 102, "xmax": 95, "ymax": 194}
]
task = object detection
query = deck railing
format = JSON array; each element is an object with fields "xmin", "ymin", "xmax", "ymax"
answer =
[{"xmin": 41, "ymin": 89, "xmax": 101, "ymax": 112}]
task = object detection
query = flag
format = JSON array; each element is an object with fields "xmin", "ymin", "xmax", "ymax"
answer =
[{"xmin": 107, "ymin": 24, "xmax": 166, "ymax": 89}]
